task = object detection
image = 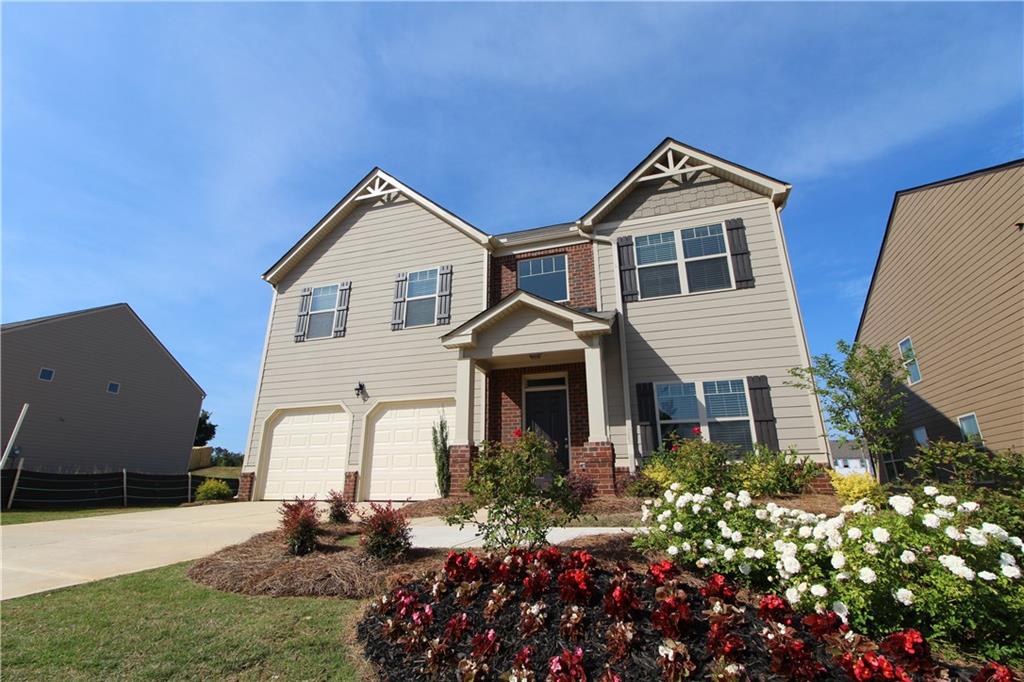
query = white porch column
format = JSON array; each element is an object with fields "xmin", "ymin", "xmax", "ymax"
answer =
[
  {"xmin": 584, "ymin": 336, "xmax": 608, "ymax": 441},
  {"xmin": 453, "ymin": 354, "xmax": 475, "ymax": 446}
]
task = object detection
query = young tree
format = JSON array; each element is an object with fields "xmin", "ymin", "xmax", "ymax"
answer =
[
  {"xmin": 432, "ymin": 415, "xmax": 450, "ymax": 498},
  {"xmin": 194, "ymin": 409, "xmax": 217, "ymax": 446},
  {"xmin": 788, "ymin": 340, "xmax": 907, "ymax": 482}
]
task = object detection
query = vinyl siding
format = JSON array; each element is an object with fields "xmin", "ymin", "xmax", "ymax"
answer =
[
  {"xmin": 465, "ymin": 308, "xmax": 588, "ymax": 359},
  {"xmin": 595, "ymin": 199, "xmax": 826, "ymax": 459},
  {"xmin": 245, "ymin": 197, "xmax": 488, "ymax": 486},
  {"xmin": 858, "ymin": 162, "xmax": 1024, "ymax": 453},
  {"xmin": 0, "ymin": 307, "xmax": 204, "ymax": 473}
]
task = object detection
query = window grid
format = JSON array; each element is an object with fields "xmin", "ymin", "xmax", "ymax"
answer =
[
  {"xmin": 405, "ymin": 268, "xmax": 439, "ymax": 328},
  {"xmin": 654, "ymin": 378, "xmax": 755, "ymax": 452},
  {"xmin": 517, "ymin": 254, "xmax": 569, "ymax": 302},
  {"xmin": 898, "ymin": 336, "xmax": 922, "ymax": 384},
  {"xmin": 636, "ymin": 223, "xmax": 736, "ymax": 300}
]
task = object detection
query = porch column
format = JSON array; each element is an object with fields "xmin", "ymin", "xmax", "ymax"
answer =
[
  {"xmin": 583, "ymin": 336, "xmax": 608, "ymax": 441},
  {"xmin": 453, "ymin": 354, "xmax": 475, "ymax": 445}
]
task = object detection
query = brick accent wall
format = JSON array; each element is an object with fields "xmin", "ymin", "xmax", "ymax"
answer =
[
  {"xmin": 342, "ymin": 471, "xmax": 359, "ymax": 501},
  {"xmin": 806, "ymin": 466, "xmax": 835, "ymax": 495},
  {"xmin": 489, "ymin": 243, "xmax": 596, "ymax": 309},
  {"xmin": 237, "ymin": 472, "xmax": 254, "ymax": 501},
  {"xmin": 571, "ymin": 441, "xmax": 616, "ymax": 495},
  {"xmin": 450, "ymin": 444, "xmax": 477, "ymax": 496}
]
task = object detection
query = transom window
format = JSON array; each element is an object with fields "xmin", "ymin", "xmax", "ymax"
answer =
[
  {"xmin": 681, "ymin": 224, "xmax": 732, "ymax": 293},
  {"xmin": 306, "ymin": 284, "xmax": 339, "ymax": 339},
  {"xmin": 655, "ymin": 378, "xmax": 754, "ymax": 452},
  {"xmin": 636, "ymin": 224, "xmax": 733, "ymax": 299},
  {"xmin": 636, "ymin": 232, "xmax": 682, "ymax": 298},
  {"xmin": 517, "ymin": 255, "xmax": 568, "ymax": 302},
  {"xmin": 898, "ymin": 337, "xmax": 921, "ymax": 384},
  {"xmin": 38, "ymin": 367, "xmax": 55, "ymax": 382},
  {"xmin": 958, "ymin": 413, "xmax": 982, "ymax": 443},
  {"xmin": 405, "ymin": 268, "xmax": 439, "ymax": 327},
  {"xmin": 107, "ymin": 382, "xmax": 121, "ymax": 395}
]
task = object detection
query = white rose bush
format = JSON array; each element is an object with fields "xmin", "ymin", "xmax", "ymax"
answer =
[{"xmin": 636, "ymin": 487, "xmax": 1024, "ymax": 660}]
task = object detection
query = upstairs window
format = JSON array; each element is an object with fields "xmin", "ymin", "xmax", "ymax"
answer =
[
  {"xmin": 681, "ymin": 224, "xmax": 732, "ymax": 293},
  {"xmin": 306, "ymin": 284, "xmax": 339, "ymax": 339},
  {"xmin": 38, "ymin": 367, "xmax": 55, "ymax": 382},
  {"xmin": 635, "ymin": 232, "xmax": 681, "ymax": 298},
  {"xmin": 518, "ymin": 255, "xmax": 568, "ymax": 302},
  {"xmin": 898, "ymin": 337, "xmax": 922, "ymax": 384},
  {"xmin": 405, "ymin": 268, "xmax": 439, "ymax": 327}
]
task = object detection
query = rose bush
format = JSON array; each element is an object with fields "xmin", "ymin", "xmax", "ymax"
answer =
[{"xmin": 636, "ymin": 485, "xmax": 1024, "ymax": 661}]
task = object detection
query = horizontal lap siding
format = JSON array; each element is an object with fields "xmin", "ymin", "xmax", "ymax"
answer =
[
  {"xmin": 596, "ymin": 200, "xmax": 826, "ymax": 457},
  {"xmin": 467, "ymin": 310, "xmax": 587, "ymax": 358},
  {"xmin": 858, "ymin": 163, "xmax": 1024, "ymax": 453},
  {"xmin": 245, "ymin": 198, "xmax": 488, "ymax": 476}
]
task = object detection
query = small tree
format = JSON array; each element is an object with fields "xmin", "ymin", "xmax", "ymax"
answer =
[
  {"xmin": 788, "ymin": 340, "xmax": 907, "ymax": 482},
  {"xmin": 194, "ymin": 409, "xmax": 217, "ymax": 446},
  {"xmin": 432, "ymin": 415, "xmax": 451, "ymax": 498}
]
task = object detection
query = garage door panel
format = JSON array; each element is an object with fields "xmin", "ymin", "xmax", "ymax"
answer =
[
  {"xmin": 368, "ymin": 400, "xmax": 453, "ymax": 501},
  {"xmin": 263, "ymin": 406, "xmax": 350, "ymax": 500}
]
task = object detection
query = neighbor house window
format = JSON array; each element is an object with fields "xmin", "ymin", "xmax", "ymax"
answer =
[
  {"xmin": 517, "ymin": 255, "xmax": 568, "ymax": 302},
  {"xmin": 681, "ymin": 224, "xmax": 732, "ymax": 293},
  {"xmin": 38, "ymin": 367, "xmax": 55, "ymax": 382},
  {"xmin": 898, "ymin": 337, "xmax": 922, "ymax": 384},
  {"xmin": 912, "ymin": 426, "xmax": 928, "ymax": 446},
  {"xmin": 655, "ymin": 378, "xmax": 754, "ymax": 452},
  {"xmin": 107, "ymin": 382, "xmax": 121, "ymax": 395},
  {"xmin": 405, "ymin": 268, "xmax": 439, "ymax": 327},
  {"xmin": 635, "ymin": 231, "xmax": 681, "ymax": 298},
  {"xmin": 306, "ymin": 284, "xmax": 339, "ymax": 339},
  {"xmin": 958, "ymin": 413, "xmax": 983, "ymax": 442}
]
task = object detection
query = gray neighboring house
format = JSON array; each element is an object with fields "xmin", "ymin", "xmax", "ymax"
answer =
[
  {"xmin": 1, "ymin": 303, "xmax": 205, "ymax": 474},
  {"xmin": 829, "ymin": 440, "xmax": 871, "ymax": 476}
]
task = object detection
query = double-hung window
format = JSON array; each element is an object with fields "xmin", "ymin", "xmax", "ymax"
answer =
[
  {"xmin": 518, "ymin": 255, "xmax": 568, "ymax": 301},
  {"xmin": 405, "ymin": 268, "xmax": 439, "ymax": 327},
  {"xmin": 898, "ymin": 337, "xmax": 921, "ymax": 384},
  {"xmin": 306, "ymin": 285, "xmax": 339, "ymax": 339},
  {"xmin": 655, "ymin": 378, "xmax": 754, "ymax": 452},
  {"xmin": 636, "ymin": 232, "xmax": 682, "ymax": 298},
  {"xmin": 655, "ymin": 383, "xmax": 700, "ymax": 440},
  {"xmin": 681, "ymin": 224, "xmax": 732, "ymax": 293}
]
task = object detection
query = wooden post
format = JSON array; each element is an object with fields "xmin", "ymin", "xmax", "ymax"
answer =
[
  {"xmin": 122, "ymin": 469, "xmax": 128, "ymax": 508},
  {"xmin": 6, "ymin": 458, "xmax": 24, "ymax": 510},
  {"xmin": 0, "ymin": 403, "xmax": 29, "ymax": 470},
  {"xmin": 187, "ymin": 472, "xmax": 192, "ymax": 503}
]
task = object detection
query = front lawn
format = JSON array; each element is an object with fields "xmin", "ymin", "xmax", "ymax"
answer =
[
  {"xmin": 1, "ymin": 562, "xmax": 364, "ymax": 681},
  {"xmin": 0, "ymin": 506, "xmax": 173, "ymax": 526}
]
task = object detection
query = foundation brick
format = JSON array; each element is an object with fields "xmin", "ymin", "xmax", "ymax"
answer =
[
  {"xmin": 343, "ymin": 471, "xmax": 359, "ymax": 501},
  {"xmin": 237, "ymin": 472, "xmax": 255, "ymax": 501},
  {"xmin": 449, "ymin": 444, "xmax": 478, "ymax": 496}
]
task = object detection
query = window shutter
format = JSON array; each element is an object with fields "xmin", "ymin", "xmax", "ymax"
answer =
[
  {"xmin": 294, "ymin": 287, "xmax": 312, "ymax": 342},
  {"xmin": 617, "ymin": 236, "xmax": 639, "ymax": 302},
  {"xmin": 636, "ymin": 382, "xmax": 656, "ymax": 425},
  {"xmin": 390, "ymin": 272, "xmax": 407, "ymax": 331},
  {"xmin": 332, "ymin": 281, "xmax": 351, "ymax": 338},
  {"xmin": 746, "ymin": 375, "xmax": 779, "ymax": 450},
  {"xmin": 725, "ymin": 218, "xmax": 755, "ymax": 289},
  {"xmin": 436, "ymin": 265, "xmax": 453, "ymax": 325}
]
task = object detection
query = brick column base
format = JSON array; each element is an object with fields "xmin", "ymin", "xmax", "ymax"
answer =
[
  {"xmin": 449, "ymin": 445, "xmax": 478, "ymax": 496},
  {"xmin": 237, "ymin": 472, "xmax": 255, "ymax": 501},
  {"xmin": 342, "ymin": 471, "xmax": 359, "ymax": 501},
  {"xmin": 570, "ymin": 441, "xmax": 616, "ymax": 496},
  {"xmin": 805, "ymin": 464, "xmax": 835, "ymax": 495}
]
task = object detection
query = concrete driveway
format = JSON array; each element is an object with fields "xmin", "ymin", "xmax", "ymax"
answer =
[{"xmin": 1, "ymin": 502, "xmax": 282, "ymax": 600}]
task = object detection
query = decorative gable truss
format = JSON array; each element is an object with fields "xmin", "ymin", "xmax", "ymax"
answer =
[{"xmin": 637, "ymin": 148, "xmax": 713, "ymax": 185}]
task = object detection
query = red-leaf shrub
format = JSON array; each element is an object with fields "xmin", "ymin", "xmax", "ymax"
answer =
[
  {"xmin": 445, "ymin": 551, "xmax": 483, "ymax": 583},
  {"xmin": 602, "ymin": 577, "xmax": 642, "ymax": 621},
  {"xmin": 651, "ymin": 594, "xmax": 692, "ymax": 639},
  {"xmin": 765, "ymin": 629, "xmax": 825, "ymax": 682},
  {"xmin": 801, "ymin": 611, "xmax": 847, "ymax": 638},
  {"xmin": 972, "ymin": 662, "xmax": 1016, "ymax": 682},
  {"xmin": 471, "ymin": 628, "xmax": 499, "ymax": 659},
  {"xmin": 879, "ymin": 629, "xmax": 932, "ymax": 673},
  {"xmin": 699, "ymin": 573, "xmax": 737, "ymax": 603},
  {"xmin": 646, "ymin": 560, "xmax": 679, "ymax": 587},
  {"xmin": 563, "ymin": 549, "xmax": 595, "ymax": 571},
  {"xmin": 840, "ymin": 652, "xmax": 912, "ymax": 682},
  {"xmin": 547, "ymin": 647, "xmax": 585, "ymax": 682},
  {"xmin": 278, "ymin": 497, "xmax": 321, "ymax": 555},
  {"xmin": 443, "ymin": 612, "xmax": 470, "ymax": 643},
  {"xmin": 359, "ymin": 500, "xmax": 411, "ymax": 560},
  {"xmin": 325, "ymin": 489, "xmax": 355, "ymax": 523},
  {"xmin": 757, "ymin": 594, "xmax": 793, "ymax": 625},
  {"xmin": 558, "ymin": 568, "xmax": 594, "ymax": 604},
  {"xmin": 522, "ymin": 568, "xmax": 551, "ymax": 598},
  {"xmin": 567, "ymin": 473, "xmax": 597, "ymax": 504}
]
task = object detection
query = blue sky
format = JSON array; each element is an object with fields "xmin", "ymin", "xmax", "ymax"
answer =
[{"xmin": 4, "ymin": 2, "xmax": 1021, "ymax": 452}]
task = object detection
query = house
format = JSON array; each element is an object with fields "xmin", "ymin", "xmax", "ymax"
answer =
[
  {"xmin": 1, "ymin": 303, "xmax": 205, "ymax": 474},
  {"xmin": 829, "ymin": 440, "xmax": 871, "ymax": 476},
  {"xmin": 240, "ymin": 137, "xmax": 829, "ymax": 502},
  {"xmin": 856, "ymin": 159, "xmax": 1024, "ymax": 479}
]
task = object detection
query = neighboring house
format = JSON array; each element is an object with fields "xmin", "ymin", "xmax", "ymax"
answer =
[
  {"xmin": 856, "ymin": 159, "xmax": 1024, "ymax": 479},
  {"xmin": 1, "ymin": 304, "xmax": 205, "ymax": 474},
  {"xmin": 241, "ymin": 137, "xmax": 829, "ymax": 502},
  {"xmin": 829, "ymin": 440, "xmax": 871, "ymax": 476}
]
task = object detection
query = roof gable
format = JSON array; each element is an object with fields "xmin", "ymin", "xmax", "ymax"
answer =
[{"xmin": 263, "ymin": 168, "xmax": 491, "ymax": 285}]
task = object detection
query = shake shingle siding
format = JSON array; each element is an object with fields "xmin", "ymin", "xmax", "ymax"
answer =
[{"xmin": 604, "ymin": 174, "xmax": 762, "ymax": 223}]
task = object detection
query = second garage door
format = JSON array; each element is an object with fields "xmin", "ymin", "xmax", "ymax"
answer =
[
  {"xmin": 263, "ymin": 406, "xmax": 350, "ymax": 500},
  {"xmin": 367, "ymin": 400, "xmax": 454, "ymax": 501}
]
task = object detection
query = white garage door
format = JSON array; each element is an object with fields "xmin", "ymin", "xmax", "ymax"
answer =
[
  {"xmin": 263, "ymin": 406, "xmax": 350, "ymax": 500},
  {"xmin": 368, "ymin": 400, "xmax": 454, "ymax": 501}
]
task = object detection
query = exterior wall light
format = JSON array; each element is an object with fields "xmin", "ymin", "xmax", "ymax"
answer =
[{"xmin": 354, "ymin": 381, "xmax": 366, "ymax": 398}]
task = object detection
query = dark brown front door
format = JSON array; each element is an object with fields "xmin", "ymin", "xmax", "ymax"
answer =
[{"xmin": 524, "ymin": 389, "xmax": 570, "ymax": 471}]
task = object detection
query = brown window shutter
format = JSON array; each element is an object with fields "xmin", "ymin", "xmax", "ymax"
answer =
[
  {"xmin": 636, "ymin": 382, "xmax": 656, "ymax": 425},
  {"xmin": 294, "ymin": 287, "xmax": 312, "ymax": 342},
  {"xmin": 746, "ymin": 375, "xmax": 779, "ymax": 450},
  {"xmin": 725, "ymin": 218, "xmax": 755, "ymax": 289},
  {"xmin": 390, "ymin": 272, "xmax": 407, "ymax": 331},
  {"xmin": 332, "ymin": 281, "xmax": 352, "ymax": 338},
  {"xmin": 617, "ymin": 236, "xmax": 639, "ymax": 302},
  {"xmin": 436, "ymin": 265, "xmax": 453, "ymax": 325}
]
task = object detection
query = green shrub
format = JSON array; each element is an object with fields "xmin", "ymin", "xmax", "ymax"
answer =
[
  {"xmin": 624, "ymin": 471, "xmax": 662, "ymax": 498},
  {"xmin": 360, "ymin": 501, "xmax": 411, "ymax": 560},
  {"xmin": 735, "ymin": 444, "xmax": 817, "ymax": 497},
  {"xmin": 645, "ymin": 433, "xmax": 739, "ymax": 493},
  {"xmin": 279, "ymin": 497, "xmax": 321, "ymax": 556},
  {"xmin": 829, "ymin": 470, "xmax": 882, "ymax": 504},
  {"xmin": 445, "ymin": 430, "xmax": 581, "ymax": 550},
  {"xmin": 325, "ymin": 489, "xmax": 355, "ymax": 523},
  {"xmin": 432, "ymin": 416, "xmax": 451, "ymax": 498},
  {"xmin": 194, "ymin": 478, "xmax": 233, "ymax": 501}
]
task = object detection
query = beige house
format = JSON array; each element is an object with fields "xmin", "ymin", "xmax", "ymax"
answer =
[
  {"xmin": 1, "ymin": 304, "xmax": 205, "ymax": 474},
  {"xmin": 857, "ymin": 159, "xmax": 1024, "ymax": 477},
  {"xmin": 240, "ymin": 138, "xmax": 828, "ymax": 501}
]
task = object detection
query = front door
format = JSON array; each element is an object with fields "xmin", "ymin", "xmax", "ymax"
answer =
[{"xmin": 524, "ymin": 389, "xmax": 570, "ymax": 471}]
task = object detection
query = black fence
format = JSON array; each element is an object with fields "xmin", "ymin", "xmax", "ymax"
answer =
[{"xmin": 0, "ymin": 466, "xmax": 239, "ymax": 509}]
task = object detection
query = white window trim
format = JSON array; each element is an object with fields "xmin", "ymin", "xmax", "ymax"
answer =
[
  {"xmin": 516, "ymin": 254, "xmax": 570, "ymax": 303},
  {"xmin": 38, "ymin": 367, "xmax": 55, "ymax": 382},
  {"xmin": 636, "ymin": 222, "xmax": 736, "ymax": 301},
  {"xmin": 652, "ymin": 377, "xmax": 756, "ymax": 449},
  {"xmin": 957, "ymin": 412, "xmax": 983, "ymax": 442},
  {"xmin": 107, "ymin": 381, "xmax": 121, "ymax": 395},
  {"xmin": 521, "ymin": 371, "xmax": 572, "ymax": 448},
  {"xmin": 403, "ymin": 266, "xmax": 440, "ymax": 329},
  {"xmin": 306, "ymin": 282, "xmax": 342, "ymax": 341},
  {"xmin": 897, "ymin": 335, "xmax": 922, "ymax": 385}
]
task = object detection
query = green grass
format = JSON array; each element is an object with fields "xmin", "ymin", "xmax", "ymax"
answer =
[
  {"xmin": 0, "ymin": 506, "xmax": 173, "ymax": 526},
  {"xmin": 191, "ymin": 466, "xmax": 242, "ymax": 479},
  {"xmin": 2, "ymin": 562, "xmax": 363, "ymax": 681}
]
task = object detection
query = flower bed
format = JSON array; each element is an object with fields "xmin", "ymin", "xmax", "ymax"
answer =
[
  {"xmin": 636, "ymin": 487, "xmax": 1024, "ymax": 662},
  {"xmin": 357, "ymin": 549, "xmax": 1006, "ymax": 680}
]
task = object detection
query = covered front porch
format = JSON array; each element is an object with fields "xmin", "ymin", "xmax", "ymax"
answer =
[{"xmin": 440, "ymin": 291, "xmax": 619, "ymax": 494}]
